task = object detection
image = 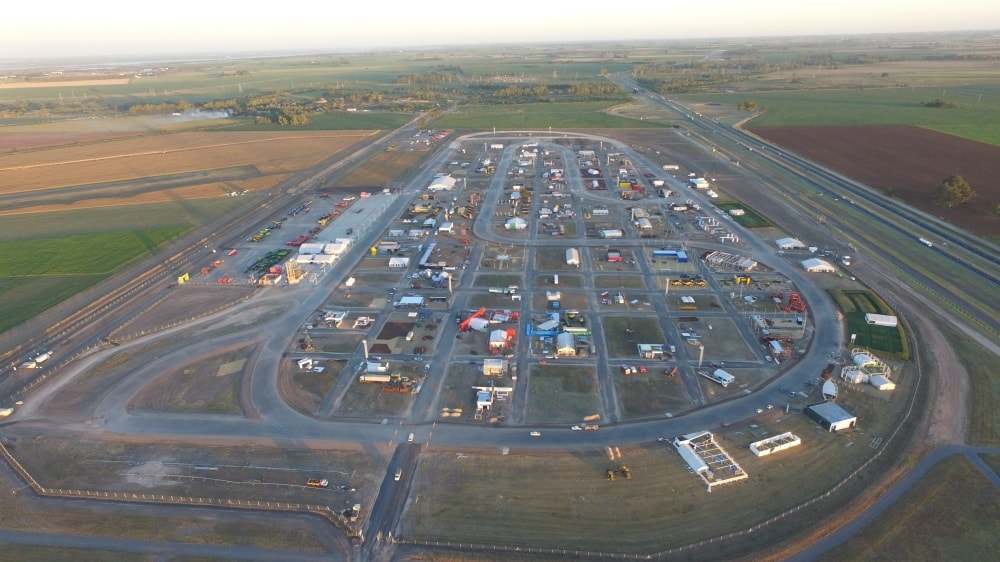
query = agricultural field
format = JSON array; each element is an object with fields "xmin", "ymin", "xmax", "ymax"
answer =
[
  {"xmin": 0, "ymin": 228, "xmax": 189, "ymax": 332},
  {"xmin": 829, "ymin": 290, "xmax": 908, "ymax": 357},
  {"xmin": 335, "ymin": 148, "xmax": 427, "ymax": 188},
  {"xmin": 0, "ymin": 130, "xmax": 375, "ymax": 213},
  {"xmin": 748, "ymin": 125, "xmax": 1000, "ymax": 238},
  {"xmin": 817, "ymin": 455, "xmax": 1000, "ymax": 562},
  {"xmin": 692, "ymin": 83, "xmax": 1000, "ymax": 146}
]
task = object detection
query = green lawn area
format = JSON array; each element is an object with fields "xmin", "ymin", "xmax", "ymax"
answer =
[
  {"xmin": 818, "ymin": 454, "xmax": 1000, "ymax": 562},
  {"xmin": 829, "ymin": 290, "xmax": 907, "ymax": 358},
  {"xmin": 601, "ymin": 316, "xmax": 666, "ymax": 358},
  {"xmin": 0, "ymin": 228, "xmax": 190, "ymax": 332},
  {"xmin": 432, "ymin": 102, "xmax": 666, "ymax": 130}
]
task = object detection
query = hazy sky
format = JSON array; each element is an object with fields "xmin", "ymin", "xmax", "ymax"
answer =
[{"xmin": 4, "ymin": 0, "xmax": 999, "ymax": 60}]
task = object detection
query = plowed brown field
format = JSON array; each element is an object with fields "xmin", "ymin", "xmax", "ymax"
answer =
[{"xmin": 749, "ymin": 125, "xmax": 1000, "ymax": 238}]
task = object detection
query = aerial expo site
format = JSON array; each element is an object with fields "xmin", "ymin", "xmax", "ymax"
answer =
[{"xmin": 0, "ymin": 2, "xmax": 999, "ymax": 561}]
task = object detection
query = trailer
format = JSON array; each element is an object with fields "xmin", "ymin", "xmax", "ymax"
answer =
[
  {"xmin": 359, "ymin": 374, "xmax": 392, "ymax": 383},
  {"xmin": 700, "ymin": 368, "xmax": 735, "ymax": 388}
]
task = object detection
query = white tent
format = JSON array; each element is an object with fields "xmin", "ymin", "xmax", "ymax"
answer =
[
  {"xmin": 801, "ymin": 258, "xmax": 836, "ymax": 273},
  {"xmin": 776, "ymin": 237, "xmax": 806, "ymax": 250},
  {"xmin": 427, "ymin": 175, "xmax": 457, "ymax": 191}
]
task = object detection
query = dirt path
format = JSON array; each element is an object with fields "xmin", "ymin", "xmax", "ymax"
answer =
[{"xmin": 854, "ymin": 260, "xmax": 977, "ymax": 445}]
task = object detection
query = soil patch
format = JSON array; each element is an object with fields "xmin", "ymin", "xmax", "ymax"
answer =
[{"xmin": 748, "ymin": 125, "xmax": 1000, "ymax": 237}]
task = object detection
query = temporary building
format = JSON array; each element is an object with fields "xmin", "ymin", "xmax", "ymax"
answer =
[
  {"xmin": 865, "ymin": 313, "xmax": 898, "ymax": 327},
  {"xmin": 801, "ymin": 258, "xmax": 836, "ymax": 273},
  {"xmin": 298, "ymin": 242, "xmax": 325, "ymax": 255},
  {"xmin": 489, "ymin": 329, "xmax": 509, "ymax": 349},
  {"xmin": 776, "ymin": 237, "xmax": 806, "ymax": 250},
  {"xmin": 869, "ymin": 374, "xmax": 896, "ymax": 391},
  {"xmin": 556, "ymin": 332, "xmax": 576, "ymax": 356},
  {"xmin": 805, "ymin": 401, "xmax": 857, "ymax": 432},
  {"xmin": 427, "ymin": 175, "xmax": 457, "ymax": 191},
  {"xmin": 388, "ymin": 257, "xmax": 410, "ymax": 268}
]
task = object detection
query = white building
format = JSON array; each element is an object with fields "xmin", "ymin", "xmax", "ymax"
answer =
[
  {"xmin": 801, "ymin": 258, "xmax": 836, "ymax": 273},
  {"xmin": 776, "ymin": 237, "xmax": 807, "ymax": 250},
  {"xmin": 427, "ymin": 175, "xmax": 457, "ymax": 191}
]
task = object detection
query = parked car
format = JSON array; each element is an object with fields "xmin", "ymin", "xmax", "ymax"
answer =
[
  {"xmin": 530, "ymin": 431, "xmax": 542, "ymax": 437},
  {"xmin": 571, "ymin": 425, "xmax": 583, "ymax": 431}
]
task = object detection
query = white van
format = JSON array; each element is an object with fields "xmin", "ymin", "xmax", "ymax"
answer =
[{"xmin": 406, "ymin": 331, "xmax": 414, "ymax": 341}]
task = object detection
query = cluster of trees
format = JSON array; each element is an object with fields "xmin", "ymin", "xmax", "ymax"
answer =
[
  {"xmin": 934, "ymin": 174, "xmax": 976, "ymax": 208},
  {"xmin": 128, "ymin": 100, "xmax": 193, "ymax": 115},
  {"xmin": 394, "ymin": 71, "xmax": 457, "ymax": 85},
  {"xmin": 467, "ymin": 82, "xmax": 625, "ymax": 104},
  {"xmin": 922, "ymin": 98, "xmax": 960, "ymax": 109},
  {"xmin": 737, "ymin": 99, "xmax": 760, "ymax": 112}
]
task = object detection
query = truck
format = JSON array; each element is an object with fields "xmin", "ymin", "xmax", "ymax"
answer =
[
  {"xmin": 918, "ymin": 237, "xmax": 934, "ymax": 247},
  {"xmin": 307, "ymin": 478, "xmax": 329, "ymax": 488},
  {"xmin": 359, "ymin": 374, "xmax": 392, "ymax": 383}
]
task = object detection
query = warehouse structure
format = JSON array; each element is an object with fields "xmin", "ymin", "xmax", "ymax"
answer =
[{"xmin": 805, "ymin": 401, "xmax": 857, "ymax": 432}]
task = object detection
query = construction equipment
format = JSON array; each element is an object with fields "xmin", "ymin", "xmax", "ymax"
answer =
[
  {"xmin": 619, "ymin": 466, "xmax": 632, "ymax": 480},
  {"xmin": 606, "ymin": 469, "xmax": 616, "ymax": 482},
  {"xmin": 784, "ymin": 292, "xmax": 806, "ymax": 313}
]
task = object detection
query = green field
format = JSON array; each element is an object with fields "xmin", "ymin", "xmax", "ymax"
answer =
[
  {"xmin": 224, "ymin": 111, "xmax": 412, "ymax": 131},
  {"xmin": 431, "ymin": 102, "xmax": 665, "ymax": 130},
  {"xmin": 525, "ymin": 365, "xmax": 600, "ymax": 423},
  {"xmin": 688, "ymin": 85, "xmax": 1000, "ymax": 146},
  {"xmin": 818, "ymin": 455, "xmax": 1000, "ymax": 562},
  {"xmin": 0, "ymin": 228, "xmax": 189, "ymax": 332},
  {"xmin": 829, "ymin": 290, "xmax": 908, "ymax": 358}
]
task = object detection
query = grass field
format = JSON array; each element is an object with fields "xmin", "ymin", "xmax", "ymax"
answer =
[
  {"xmin": 687, "ymin": 84, "xmax": 1000, "ymax": 147},
  {"xmin": 431, "ymin": 102, "xmax": 665, "ymax": 130},
  {"xmin": 601, "ymin": 316, "xmax": 666, "ymax": 358},
  {"xmin": 0, "ymin": 228, "xmax": 189, "ymax": 332},
  {"xmin": 525, "ymin": 365, "xmax": 600, "ymax": 423},
  {"xmin": 817, "ymin": 455, "xmax": 1000, "ymax": 562},
  {"xmin": 829, "ymin": 290, "xmax": 907, "ymax": 358},
  {"xmin": 615, "ymin": 371, "xmax": 692, "ymax": 418}
]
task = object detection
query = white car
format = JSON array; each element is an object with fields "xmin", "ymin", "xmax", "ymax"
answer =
[
  {"xmin": 570, "ymin": 426, "xmax": 583, "ymax": 431},
  {"xmin": 530, "ymin": 431, "xmax": 542, "ymax": 437},
  {"xmin": 394, "ymin": 469, "xmax": 402, "ymax": 481}
]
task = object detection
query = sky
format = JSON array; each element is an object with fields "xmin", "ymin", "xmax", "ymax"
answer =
[{"xmin": 3, "ymin": 0, "xmax": 999, "ymax": 60}]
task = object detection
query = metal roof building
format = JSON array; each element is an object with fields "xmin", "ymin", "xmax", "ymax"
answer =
[{"xmin": 805, "ymin": 401, "xmax": 857, "ymax": 432}]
